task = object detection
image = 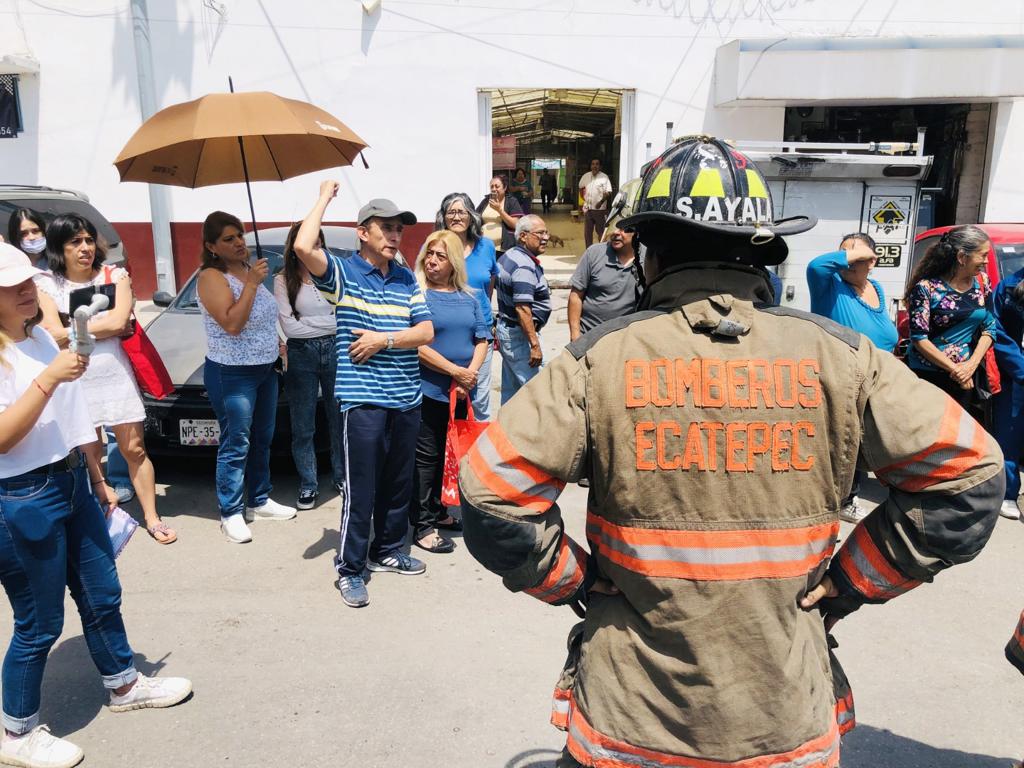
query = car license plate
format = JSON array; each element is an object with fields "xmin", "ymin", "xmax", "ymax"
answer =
[{"xmin": 179, "ymin": 419, "xmax": 220, "ymax": 446}]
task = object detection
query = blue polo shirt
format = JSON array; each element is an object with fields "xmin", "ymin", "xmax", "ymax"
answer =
[
  {"xmin": 313, "ymin": 251, "xmax": 432, "ymax": 411},
  {"xmin": 497, "ymin": 245, "xmax": 551, "ymax": 327}
]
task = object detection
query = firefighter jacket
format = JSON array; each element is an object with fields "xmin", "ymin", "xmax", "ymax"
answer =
[
  {"xmin": 1008, "ymin": 611, "xmax": 1024, "ymax": 676},
  {"xmin": 459, "ymin": 262, "xmax": 1004, "ymax": 768}
]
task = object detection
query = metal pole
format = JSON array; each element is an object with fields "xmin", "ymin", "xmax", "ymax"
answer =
[
  {"xmin": 129, "ymin": 0, "xmax": 176, "ymax": 294},
  {"xmin": 229, "ymin": 77, "xmax": 262, "ymax": 260},
  {"xmin": 664, "ymin": 122, "xmax": 674, "ymax": 150}
]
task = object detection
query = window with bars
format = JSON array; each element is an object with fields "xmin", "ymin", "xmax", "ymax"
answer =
[{"xmin": 0, "ymin": 75, "xmax": 23, "ymax": 138}]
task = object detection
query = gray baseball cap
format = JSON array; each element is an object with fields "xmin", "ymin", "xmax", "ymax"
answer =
[{"xmin": 356, "ymin": 199, "xmax": 417, "ymax": 226}]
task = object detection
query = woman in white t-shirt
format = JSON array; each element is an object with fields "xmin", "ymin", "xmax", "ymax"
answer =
[
  {"xmin": 0, "ymin": 244, "xmax": 191, "ymax": 767},
  {"xmin": 35, "ymin": 214, "xmax": 176, "ymax": 545},
  {"xmin": 274, "ymin": 223, "xmax": 344, "ymax": 511}
]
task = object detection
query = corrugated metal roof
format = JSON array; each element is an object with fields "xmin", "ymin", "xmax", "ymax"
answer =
[{"xmin": 488, "ymin": 88, "xmax": 621, "ymax": 145}]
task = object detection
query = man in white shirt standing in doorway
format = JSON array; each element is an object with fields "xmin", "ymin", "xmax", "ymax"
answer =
[{"xmin": 578, "ymin": 158, "xmax": 613, "ymax": 247}]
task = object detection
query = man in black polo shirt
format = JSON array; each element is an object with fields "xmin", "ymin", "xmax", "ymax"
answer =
[{"xmin": 567, "ymin": 225, "xmax": 642, "ymax": 341}]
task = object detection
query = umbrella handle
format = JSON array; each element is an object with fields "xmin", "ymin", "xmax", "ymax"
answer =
[{"xmin": 228, "ymin": 77, "xmax": 262, "ymax": 262}]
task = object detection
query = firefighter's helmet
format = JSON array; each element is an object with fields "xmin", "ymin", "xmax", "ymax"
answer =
[{"xmin": 619, "ymin": 135, "xmax": 816, "ymax": 246}]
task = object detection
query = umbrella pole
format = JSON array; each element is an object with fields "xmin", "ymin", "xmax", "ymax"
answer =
[{"xmin": 229, "ymin": 76, "xmax": 262, "ymax": 260}]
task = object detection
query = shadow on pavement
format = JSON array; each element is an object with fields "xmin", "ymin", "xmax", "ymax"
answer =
[
  {"xmin": 842, "ymin": 724, "xmax": 1016, "ymax": 767},
  {"xmin": 503, "ymin": 748, "xmax": 561, "ymax": 768},
  {"xmin": 303, "ymin": 527, "xmax": 338, "ymax": 560},
  {"xmin": 39, "ymin": 635, "xmax": 174, "ymax": 736}
]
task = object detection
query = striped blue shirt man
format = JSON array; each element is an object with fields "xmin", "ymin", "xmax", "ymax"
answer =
[
  {"xmin": 294, "ymin": 190, "xmax": 435, "ymax": 603},
  {"xmin": 314, "ymin": 252, "xmax": 432, "ymax": 411}
]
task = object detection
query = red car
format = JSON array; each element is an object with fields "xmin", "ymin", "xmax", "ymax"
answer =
[{"xmin": 895, "ymin": 224, "xmax": 1024, "ymax": 357}]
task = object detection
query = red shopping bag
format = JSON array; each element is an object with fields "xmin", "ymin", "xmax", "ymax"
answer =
[
  {"xmin": 103, "ymin": 266, "xmax": 174, "ymax": 399},
  {"xmin": 440, "ymin": 385, "xmax": 489, "ymax": 507}
]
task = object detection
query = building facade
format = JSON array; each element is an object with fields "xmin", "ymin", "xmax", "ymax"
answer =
[{"xmin": 1, "ymin": 0, "xmax": 1022, "ymax": 296}]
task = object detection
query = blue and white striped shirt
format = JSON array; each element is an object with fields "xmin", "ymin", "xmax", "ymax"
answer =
[{"xmin": 313, "ymin": 252, "xmax": 432, "ymax": 412}]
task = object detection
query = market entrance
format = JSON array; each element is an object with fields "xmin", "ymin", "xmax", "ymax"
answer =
[{"xmin": 481, "ymin": 88, "xmax": 627, "ymax": 258}]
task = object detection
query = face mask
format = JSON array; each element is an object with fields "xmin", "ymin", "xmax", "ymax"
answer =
[{"xmin": 20, "ymin": 236, "xmax": 46, "ymax": 255}]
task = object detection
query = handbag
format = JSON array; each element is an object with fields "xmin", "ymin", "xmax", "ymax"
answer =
[
  {"xmin": 972, "ymin": 324, "xmax": 1002, "ymax": 401},
  {"xmin": 103, "ymin": 266, "xmax": 175, "ymax": 400},
  {"xmin": 440, "ymin": 384, "xmax": 490, "ymax": 507}
]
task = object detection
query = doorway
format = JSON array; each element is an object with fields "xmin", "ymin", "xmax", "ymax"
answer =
[{"xmin": 480, "ymin": 88, "xmax": 627, "ymax": 260}]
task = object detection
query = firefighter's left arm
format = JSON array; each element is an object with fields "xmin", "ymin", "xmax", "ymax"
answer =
[
  {"xmin": 822, "ymin": 341, "xmax": 1004, "ymax": 620},
  {"xmin": 459, "ymin": 352, "xmax": 592, "ymax": 607}
]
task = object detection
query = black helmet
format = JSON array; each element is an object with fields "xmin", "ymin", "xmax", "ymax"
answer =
[{"xmin": 620, "ymin": 135, "xmax": 816, "ymax": 246}]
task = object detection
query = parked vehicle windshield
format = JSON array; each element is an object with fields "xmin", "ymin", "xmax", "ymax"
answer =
[{"xmin": 995, "ymin": 242, "xmax": 1024, "ymax": 280}]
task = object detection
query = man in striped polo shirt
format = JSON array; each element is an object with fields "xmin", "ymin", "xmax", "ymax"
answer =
[
  {"xmin": 294, "ymin": 181, "xmax": 434, "ymax": 608},
  {"xmin": 496, "ymin": 214, "xmax": 552, "ymax": 404}
]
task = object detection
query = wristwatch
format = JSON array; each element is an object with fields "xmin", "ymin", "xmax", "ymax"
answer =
[{"xmin": 386, "ymin": 332, "xmax": 395, "ymax": 350}]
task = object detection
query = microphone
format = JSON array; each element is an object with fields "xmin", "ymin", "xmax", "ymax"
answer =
[{"xmin": 71, "ymin": 293, "xmax": 110, "ymax": 357}]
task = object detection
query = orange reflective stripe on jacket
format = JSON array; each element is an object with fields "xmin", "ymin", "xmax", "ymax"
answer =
[
  {"xmin": 834, "ymin": 523, "xmax": 921, "ymax": 600},
  {"xmin": 465, "ymin": 423, "xmax": 565, "ymax": 514},
  {"xmin": 586, "ymin": 512, "xmax": 838, "ymax": 581},
  {"xmin": 566, "ymin": 702, "xmax": 840, "ymax": 768},
  {"xmin": 551, "ymin": 687, "xmax": 571, "ymax": 730},
  {"xmin": 835, "ymin": 689, "xmax": 855, "ymax": 736},
  {"xmin": 524, "ymin": 536, "xmax": 586, "ymax": 604},
  {"xmin": 874, "ymin": 400, "xmax": 987, "ymax": 492},
  {"xmin": 1007, "ymin": 611, "xmax": 1024, "ymax": 675}
]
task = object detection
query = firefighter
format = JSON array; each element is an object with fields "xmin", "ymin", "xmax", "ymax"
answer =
[{"xmin": 458, "ymin": 135, "xmax": 1004, "ymax": 768}]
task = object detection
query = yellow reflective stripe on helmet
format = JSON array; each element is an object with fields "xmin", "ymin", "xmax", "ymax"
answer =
[
  {"xmin": 746, "ymin": 169, "xmax": 769, "ymax": 199},
  {"xmin": 690, "ymin": 168, "xmax": 725, "ymax": 198},
  {"xmin": 647, "ymin": 168, "xmax": 672, "ymax": 198}
]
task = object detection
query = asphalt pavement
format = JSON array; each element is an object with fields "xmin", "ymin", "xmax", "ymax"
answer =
[{"xmin": 11, "ymin": 290, "xmax": 1024, "ymax": 767}]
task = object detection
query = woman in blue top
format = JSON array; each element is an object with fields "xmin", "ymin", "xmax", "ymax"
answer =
[
  {"xmin": 411, "ymin": 230, "xmax": 490, "ymax": 553},
  {"xmin": 807, "ymin": 233, "xmax": 898, "ymax": 352},
  {"xmin": 435, "ymin": 192, "xmax": 498, "ymax": 419},
  {"xmin": 986, "ymin": 256, "xmax": 1024, "ymax": 520},
  {"xmin": 905, "ymin": 225, "xmax": 995, "ymax": 408},
  {"xmin": 807, "ymin": 233, "xmax": 898, "ymax": 523}
]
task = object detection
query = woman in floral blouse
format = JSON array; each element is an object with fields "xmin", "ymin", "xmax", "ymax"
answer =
[{"xmin": 906, "ymin": 225, "xmax": 995, "ymax": 405}]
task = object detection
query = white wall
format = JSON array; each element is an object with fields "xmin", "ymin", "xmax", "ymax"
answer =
[
  {"xmin": 983, "ymin": 98, "xmax": 1024, "ymax": 222},
  {"xmin": 1, "ymin": 0, "xmax": 1021, "ymax": 226}
]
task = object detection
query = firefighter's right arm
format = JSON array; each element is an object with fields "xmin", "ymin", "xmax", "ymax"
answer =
[{"xmin": 822, "ymin": 342, "xmax": 1004, "ymax": 620}]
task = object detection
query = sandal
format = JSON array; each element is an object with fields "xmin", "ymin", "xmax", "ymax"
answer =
[
  {"xmin": 414, "ymin": 534, "xmax": 455, "ymax": 554},
  {"xmin": 147, "ymin": 521, "xmax": 177, "ymax": 545},
  {"xmin": 435, "ymin": 516, "xmax": 463, "ymax": 532}
]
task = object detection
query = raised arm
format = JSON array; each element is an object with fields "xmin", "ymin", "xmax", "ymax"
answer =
[{"xmin": 293, "ymin": 180, "xmax": 339, "ymax": 278}]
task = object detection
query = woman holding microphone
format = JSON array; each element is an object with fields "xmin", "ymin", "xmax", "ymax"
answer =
[{"xmin": 0, "ymin": 243, "xmax": 191, "ymax": 768}]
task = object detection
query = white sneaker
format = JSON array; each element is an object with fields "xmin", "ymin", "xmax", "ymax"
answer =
[
  {"xmin": 220, "ymin": 514, "xmax": 252, "ymax": 543},
  {"xmin": 1000, "ymin": 500, "xmax": 1021, "ymax": 520},
  {"xmin": 0, "ymin": 725, "xmax": 83, "ymax": 768},
  {"xmin": 244, "ymin": 498, "xmax": 296, "ymax": 522},
  {"xmin": 839, "ymin": 499, "xmax": 869, "ymax": 523},
  {"xmin": 108, "ymin": 673, "xmax": 192, "ymax": 713}
]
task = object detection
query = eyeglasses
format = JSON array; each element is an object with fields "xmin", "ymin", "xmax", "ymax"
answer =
[
  {"xmin": 527, "ymin": 230, "xmax": 550, "ymax": 238},
  {"xmin": 445, "ymin": 210, "xmax": 469, "ymax": 220}
]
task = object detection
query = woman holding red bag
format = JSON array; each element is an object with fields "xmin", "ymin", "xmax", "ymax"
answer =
[
  {"xmin": 35, "ymin": 214, "xmax": 176, "ymax": 545},
  {"xmin": 411, "ymin": 230, "xmax": 490, "ymax": 554}
]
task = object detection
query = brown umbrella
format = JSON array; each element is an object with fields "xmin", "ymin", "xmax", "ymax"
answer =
[{"xmin": 114, "ymin": 81, "xmax": 367, "ymax": 254}]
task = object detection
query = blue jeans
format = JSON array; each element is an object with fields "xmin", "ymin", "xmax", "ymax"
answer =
[
  {"xmin": 336, "ymin": 405, "xmax": 420, "ymax": 576},
  {"xmin": 284, "ymin": 336, "xmax": 344, "ymax": 492},
  {"xmin": 105, "ymin": 428, "xmax": 131, "ymax": 491},
  {"xmin": 204, "ymin": 359, "xmax": 277, "ymax": 519},
  {"xmin": 496, "ymin": 321, "xmax": 544, "ymax": 405},
  {"xmin": 993, "ymin": 380, "xmax": 1024, "ymax": 500},
  {"xmin": 0, "ymin": 461, "xmax": 137, "ymax": 734},
  {"xmin": 471, "ymin": 343, "xmax": 494, "ymax": 420}
]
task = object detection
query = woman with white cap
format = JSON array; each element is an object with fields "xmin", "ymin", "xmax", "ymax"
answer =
[{"xmin": 0, "ymin": 243, "xmax": 191, "ymax": 768}]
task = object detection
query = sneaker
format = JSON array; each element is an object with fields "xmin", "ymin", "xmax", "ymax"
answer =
[
  {"xmin": 296, "ymin": 489, "xmax": 319, "ymax": 511},
  {"xmin": 367, "ymin": 552, "xmax": 426, "ymax": 576},
  {"xmin": 0, "ymin": 726, "xmax": 83, "ymax": 768},
  {"xmin": 839, "ymin": 500, "xmax": 868, "ymax": 524},
  {"xmin": 220, "ymin": 514, "xmax": 252, "ymax": 544},
  {"xmin": 1000, "ymin": 500, "xmax": 1021, "ymax": 520},
  {"xmin": 244, "ymin": 498, "xmax": 296, "ymax": 522},
  {"xmin": 338, "ymin": 575, "xmax": 369, "ymax": 607},
  {"xmin": 114, "ymin": 486, "xmax": 135, "ymax": 505},
  {"xmin": 108, "ymin": 673, "xmax": 192, "ymax": 712}
]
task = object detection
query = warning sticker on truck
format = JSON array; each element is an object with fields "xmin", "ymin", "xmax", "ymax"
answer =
[{"xmin": 867, "ymin": 195, "xmax": 911, "ymax": 244}]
